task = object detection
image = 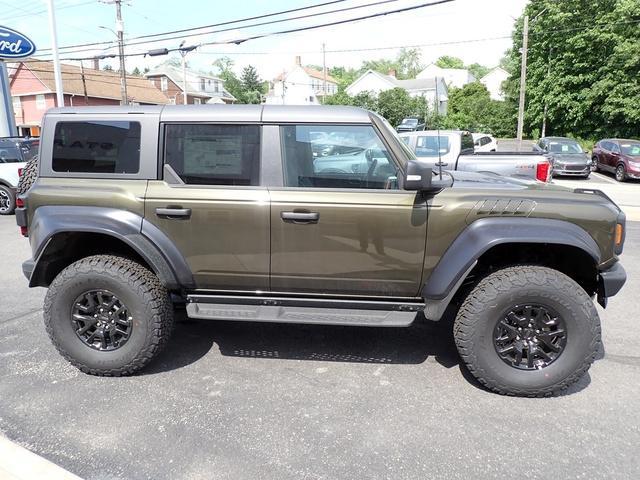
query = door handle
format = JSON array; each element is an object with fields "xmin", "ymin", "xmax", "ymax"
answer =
[
  {"xmin": 281, "ymin": 211, "xmax": 320, "ymax": 224},
  {"xmin": 155, "ymin": 207, "xmax": 192, "ymax": 219}
]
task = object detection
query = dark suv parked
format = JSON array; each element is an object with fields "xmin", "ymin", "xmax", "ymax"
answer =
[
  {"xmin": 592, "ymin": 139, "xmax": 640, "ymax": 182},
  {"xmin": 15, "ymin": 105, "xmax": 626, "ymax": 397}
]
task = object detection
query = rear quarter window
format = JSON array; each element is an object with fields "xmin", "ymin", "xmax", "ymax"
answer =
[{"xmin": 52, "ymin": 121, "xmax": 141, "ymax": 174}]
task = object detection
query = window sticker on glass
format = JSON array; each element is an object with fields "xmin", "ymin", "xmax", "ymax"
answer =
[{"xmin": 183, "ymin": 135, "xmax": 243, "ymax": 176}]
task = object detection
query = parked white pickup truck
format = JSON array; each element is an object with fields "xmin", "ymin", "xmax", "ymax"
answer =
[
  {"xmin": 0, "ymin": 137, "xmax": 39, "ymax": 215},
  {"xmin": 399, "ymin": 130, "xmax": 551, "ymax": 182}
]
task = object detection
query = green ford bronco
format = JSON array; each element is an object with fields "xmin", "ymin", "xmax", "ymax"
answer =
[{"xmin": 16, "ymin": 105, "xmax": 626, "ymax": 396}]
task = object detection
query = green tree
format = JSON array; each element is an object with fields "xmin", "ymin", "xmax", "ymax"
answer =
[
  {"xmin": 131, "ymin": 66, "xmax": 141, "ymax": 76},
  {"xmin": 506, "ymin": 0, "xmax": 640, "ymax": 139},
  {"xmin": 240, "ymin": 65, "xmax": 264, "ymax": 104},
  {"xmin": 213, "ymin": 57, "xmax": 245, "ymax": 103},
  {"xmin": 396, "ymin": 48, "xmax": 424, "ymax": 79},
  {"xmin": 467, "ymin": 63, "xmax": 490, "ymax": 80},
  {"xmin": 102, "ymin": 65, "xmax": 113, "ymax": 71},
  {"xmin": 435, "ymin": 55, "xmax": 465, "ymax": 69},
  {"xmin": 329, "ymin": 66, "xmax": 359, "ymax": 92},
  {"xmin": 377, "ymin": 88, "xmax": 418, "ymax": 126}
]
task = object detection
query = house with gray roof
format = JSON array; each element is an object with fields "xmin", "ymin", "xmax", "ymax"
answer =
[
  {"xmin": 145, "ymin": 64, "xmax": 235, "ymax": 105},
  {"xmin": 345, "ymin": 69, "xmax": 448, "ymax": 114}
]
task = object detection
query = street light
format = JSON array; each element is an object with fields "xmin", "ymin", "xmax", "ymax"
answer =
[
  {"xmin": 99, "ymin": 25, "xmax": 127, "ymax": 104},
  {"xmin": 178, "ymin": 41, "xmax": 197, "ymax": 105}
]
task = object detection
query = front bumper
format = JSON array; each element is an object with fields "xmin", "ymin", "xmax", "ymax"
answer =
[
  {"xmin": 552, "ymin": 165, "xmax": 590, "ymax": 176},
  {"xmin": 597, "ymin": 262, "xmax": 627, "ymax": 307}
]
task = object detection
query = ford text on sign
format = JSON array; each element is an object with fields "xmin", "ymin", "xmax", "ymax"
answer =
[{"xmin": 0, "ymin": 26, "xmax": 36, "ymax": 59}]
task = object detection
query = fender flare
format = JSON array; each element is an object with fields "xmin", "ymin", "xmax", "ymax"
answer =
[
  {"xmin": 29, "ymin": 206, "xmax": 194, "ymax": 289},
  {"xmin": 422, "ymin": 217, "xmax": 601, "ymax": 303}
]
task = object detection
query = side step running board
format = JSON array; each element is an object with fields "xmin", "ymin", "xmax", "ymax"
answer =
[{"xmin": 186, "ymin": 295, "xmax": 423, "ymax": 327}]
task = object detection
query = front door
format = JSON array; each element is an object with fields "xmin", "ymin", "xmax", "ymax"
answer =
[
  {"xmin": 270, "ymin": 123, "xmax": 427, "ymax": 298},
  {"xmin": 144, "ymin": 123, "xmax": 270, "ymax": 290}
]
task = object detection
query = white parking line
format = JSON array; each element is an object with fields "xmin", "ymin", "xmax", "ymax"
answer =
[
  {"xmin": 0, "ymin": 435, "xmax": 82, "ymax": 480},
  {"xmin": 592, "ymin": 172, "xmax": 619, "ymax": 185}
]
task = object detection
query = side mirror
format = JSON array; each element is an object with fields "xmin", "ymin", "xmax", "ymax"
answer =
[{"xmin": 403, "ymin": 160, "xmax": 434, "ymax": 191}]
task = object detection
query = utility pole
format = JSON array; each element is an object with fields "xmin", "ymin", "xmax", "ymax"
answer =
[
  {"xmin": 178, "ymin": 43, "xmax": 197, "ymax": 105},
  {"xmin": 46, "ymin": 0, "xmax": 65, "ymax": 107},
  {"xmin": 516, "ymin": 14, "xmax": 529, "ymax": 150},
  {"xmin": 102, "ymin": 0, "xmax": 128, "ymax": 104},
  {"xmin": 115, "ymin": 0, "xmax": 128, "ymax": 104},
  {"xmin": 322, "ymin": 42, "xmax": 327, "ymax": 104},
  {"xmin": 541, "ymin": 48, "xmax": 552, "ymax": 138},
  {"xmin": 79, "ymin": 61, "xmax": 89, "ymax": 105}
]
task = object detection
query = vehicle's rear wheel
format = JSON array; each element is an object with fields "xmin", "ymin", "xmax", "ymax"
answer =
[
  {"xmin": 615, "ymin": 164, "xmax": 626, "ymax": 182},
  {"xmin": 0, "ymin": 184, "xmax": 16, "ymax": 215},
  {"xmin": 454, "ymin": 265, "xmax": 600, "ymax": 397},
  {"xmin": 44, "ymin": 255, "xmax": 174, "ymax": 376}
]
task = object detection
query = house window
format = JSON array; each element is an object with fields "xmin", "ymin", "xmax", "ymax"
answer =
[
  {"xmin": 36, "ymin": 94, "xmax": 46, "ymax": 110},
  {"xmin": 11, "ymin": 96, "xmax": 20, "ymax": 113},
  {"xmin": 200, "ymin": 78, "xmax": 205, "ymax": 91},
  {"xmin": 193, "ymin": 98, "xmax": 202, "ymax": 105},
  {"xmin": 160, "ymin": 77, "xmax": 168, "ymax": 91}
]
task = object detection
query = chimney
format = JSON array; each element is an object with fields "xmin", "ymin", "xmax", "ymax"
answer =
[
  {"xmin": 388, "ymin": 69, "xmax": 397, "ymax": 78},
  {"xmin": 295, "ymin": 55, "xmax": 302, "ymax": 66},
  {"xmin": 93, "ymin": 58, "xmax": 100, "ymax": 70}
]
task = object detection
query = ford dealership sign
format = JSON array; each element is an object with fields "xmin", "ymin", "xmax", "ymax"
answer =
[{"xmin": 0, "ymin": 26, "xmax": 36, "ymax": 59}]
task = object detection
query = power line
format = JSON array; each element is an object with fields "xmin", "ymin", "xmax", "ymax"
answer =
[
  {"xmin": 36, "ymin": 0, "xmax": 350, "ymax": 52},
  {"xmin": 34, "ymin": 0, "xmax": 404, "ymax": 58},
  {"xmin": 37, "ymin": 0, "xmax": 456, "ymax": 62},
  {"xmin": 6, "ymin": 0, "xmax": 96, "ymax": 19}
]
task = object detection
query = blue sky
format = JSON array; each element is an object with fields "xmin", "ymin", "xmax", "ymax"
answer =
[{"xmin": 5, "ymin": 0, "xmax": 528, "ymax": 79}]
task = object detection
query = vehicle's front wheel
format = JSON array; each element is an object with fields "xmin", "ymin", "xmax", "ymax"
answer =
[
  {"xmin": 44, "ymin": 255, "xmax": 174, "ymax": 376},
  {"xmin": 591, "ymin": 156, "xmax": 599, "ymax": 172},
  {"xmin": 615, "ymin": 164, "xmax": 626, "ymax": 182},
  {"xmin": 0, "ymin": 184, "xmax": 16, "ymax": 215},
  {"xmin": 454, "ymin": 266, "xmax": 600, "ymax": 397}
]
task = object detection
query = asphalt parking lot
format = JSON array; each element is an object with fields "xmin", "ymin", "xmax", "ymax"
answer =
[{"xmin": 1, "ymin": 197, "xmax": 640, "ymax": 479}]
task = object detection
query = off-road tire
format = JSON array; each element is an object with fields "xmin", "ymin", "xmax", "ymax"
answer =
[
  {"xmin": 0, "ymin": 184, "xmax": 16, "ymax": 215},
  {"xmin": 16, "ymin": 154, "xmax": 39, "ymax": 196},
  {"xmin": 454, "ymin": 266, "xmax": 600, "ymax": 397},
  {"xmin": 44, "ymin": 255, "xmax": 174, "ymax": 376}
]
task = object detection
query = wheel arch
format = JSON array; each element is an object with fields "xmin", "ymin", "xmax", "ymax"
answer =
[
  {"xmin": 28, "ymin": 206, "xmax": 194, "ymax": 290},
  {"xmin": 422, "ymin": 218, "xmax": 601, "ymax": 321}
]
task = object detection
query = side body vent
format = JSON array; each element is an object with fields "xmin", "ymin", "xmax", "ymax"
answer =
[{"xmin": 467, "ymin": 198, "xmax": 537, "ymax": 223}]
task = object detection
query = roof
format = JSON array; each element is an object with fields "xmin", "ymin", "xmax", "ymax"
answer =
[
  {"xmin": 45, "ymin": 104, "xmax": 372, "ymax": 124},
  {"xmin": 17, "ymin": 60, "xmax": 169, "ymax": 104},
  {"xmin": 479, "ymin": 66, "xmax": 509, "ymax": 81},
  {"xmin": 274, "ymin": 66, "xmax": 337, "ymax": 84},
  {"xmin": 349, "ymin": 70, "xmax": 444, "ymax": 93},
  {"xmin": 144, "ymin": 64, "xmax": 235, "ymax": 101}
]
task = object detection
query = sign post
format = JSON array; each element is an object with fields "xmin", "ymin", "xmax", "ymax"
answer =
[{"xmin": 0, "ymin": 26, "xmax": 37, "ymax": 137}]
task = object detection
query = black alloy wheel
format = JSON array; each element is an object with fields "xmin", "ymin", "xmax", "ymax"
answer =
[
  {"xmin": 72, "ymin": 290, "xmax": 133, "ymax": 351},
  {"xmin": 494, "ymin": 304, "xmax": 567, "ymax": 370}
]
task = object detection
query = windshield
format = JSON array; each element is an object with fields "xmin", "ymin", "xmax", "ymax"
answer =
[
  {"xmin": 415, "ymin": 135, "xmax": 452, "ymax": 157},
  {"xmin": 400, "ymin": 118, "xmax": 418, "ymax": 126},
  {"xmin": 0, "ymin": 146, "xmax": 21, "ymax": 163},
  {"xmin": 548, "ymin": 140, "xmax": 582, "ymax": 154},
  {"xmin": 374, "ymin": 114, "xmax": 416, "ymax": 164},
  {"xmin": 620, "ymin": 142, "xmax": 640, "ymax": 157}
]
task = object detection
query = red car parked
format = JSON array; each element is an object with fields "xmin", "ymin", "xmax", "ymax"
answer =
[{"xmin": 592, "ymin": 138, "xmax": 640, "ymax": 182}]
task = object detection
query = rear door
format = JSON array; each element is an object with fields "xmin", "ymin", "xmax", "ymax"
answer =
[
  {"xmin": 144, "ymin": 118, "xmax": 270, "ymax": 291},
  {"xmin": 268, "ymin": 123, "xmax": 427, "ymax": 297}
]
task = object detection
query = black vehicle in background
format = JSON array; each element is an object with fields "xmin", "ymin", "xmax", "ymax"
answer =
[{"xmin": 396, "ymin": 117, "xmax": 425, "ymax": 133}]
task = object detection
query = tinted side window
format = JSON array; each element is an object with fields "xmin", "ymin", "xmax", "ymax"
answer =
[
  {"xmin": 461, "ymin": 132, "xmax": 474, "ymax": 152},
  {"xmin": 164, "ymin": 124, "xmax": 260, "ymax": 186},
  {"xmin": 281, "ymin": 124, "xmax": 399, "ymax": 189},
  {"xmin": 53, "ymin": 121, "xmax": 140, "ymax": 173}
]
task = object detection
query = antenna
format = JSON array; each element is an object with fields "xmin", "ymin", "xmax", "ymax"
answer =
[{"xmin": 435, "ymin": 75, "xmax": 443, "ymax": 180}]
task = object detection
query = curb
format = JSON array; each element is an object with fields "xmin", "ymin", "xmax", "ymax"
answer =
[{"xmin": 0, "ymin": 434, "xmax": 82, "ymax": 480}]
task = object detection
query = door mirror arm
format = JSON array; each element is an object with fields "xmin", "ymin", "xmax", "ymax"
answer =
[{"xmin": 403, "ymin": 160, "xmax": 443, "ymax": 192}]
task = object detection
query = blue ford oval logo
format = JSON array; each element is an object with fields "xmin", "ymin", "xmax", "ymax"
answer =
[{"xmin": 0, "ymin": 26, "xmax": 36, "ymax": 59}]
